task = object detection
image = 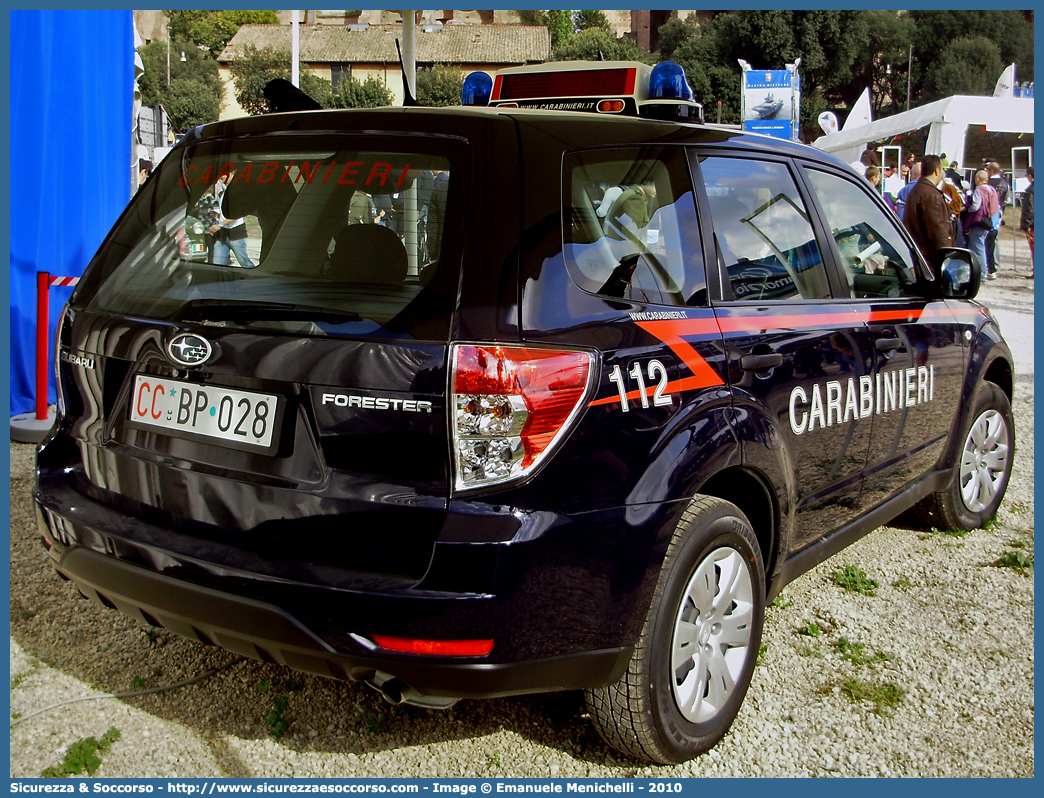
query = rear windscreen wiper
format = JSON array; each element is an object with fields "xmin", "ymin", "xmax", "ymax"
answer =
[{"xmin": 178, "ymin": 299, "xmax": 361, "ymax": 323}]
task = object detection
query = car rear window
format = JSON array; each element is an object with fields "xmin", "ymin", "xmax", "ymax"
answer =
[
  {"xmin": 563, "ymin": 147, "xmax": 706, "ymax": 307},
  {"xmin": 75, "ymin": 135, "xmax": 464, "ymax": 339}
]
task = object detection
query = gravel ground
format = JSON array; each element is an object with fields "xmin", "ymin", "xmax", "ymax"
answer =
[{"xmin": 9, "ymin": 232, "xmax": 1034, "ymax": 778}]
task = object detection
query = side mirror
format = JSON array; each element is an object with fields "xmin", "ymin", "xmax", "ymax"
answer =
[{"xmin": 934, "ymin": 247, "xmax": 980, "ymax": 299}]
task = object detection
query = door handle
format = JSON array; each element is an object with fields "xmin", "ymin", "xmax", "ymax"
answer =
[
  {"xmin": 875, "ymin": 337, "xmax": 902, "ymax": 353},
  {"xmin": 740, "ymin": 352, "xmax": 784, "ymax": 371}
]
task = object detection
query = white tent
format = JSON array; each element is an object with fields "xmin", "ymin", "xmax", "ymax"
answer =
[{"xmin": 813, "ymin": 95, "xmax": 1034, "ymax": 168}]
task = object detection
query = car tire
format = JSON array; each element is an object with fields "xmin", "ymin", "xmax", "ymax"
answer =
[
  {"xmin": 915, "ymin": 381, "xmax": 1014, "ymax": 531},
  {"xmin": 584, "ymin": 495, "xmax": 765, "ymax": 765}
]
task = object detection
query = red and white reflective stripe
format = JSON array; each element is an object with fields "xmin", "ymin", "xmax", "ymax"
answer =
[{"xmin": 48, "ymin": 276, "xmax": 79, "ymax": 287}]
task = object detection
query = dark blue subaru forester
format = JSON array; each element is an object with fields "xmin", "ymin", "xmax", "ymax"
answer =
[{"xmin": 36, "ymin": 61, "xmax": 1014, "ymax": 764}]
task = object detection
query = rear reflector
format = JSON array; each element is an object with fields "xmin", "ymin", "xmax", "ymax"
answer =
[{"xmin": 371, "ymin": 636, "xmax": 494, "ymax": 657}]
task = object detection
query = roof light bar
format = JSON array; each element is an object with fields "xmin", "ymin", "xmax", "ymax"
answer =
[{"xmin": 482, "ymin": 60, "xmax": 704, "ymax": 123}]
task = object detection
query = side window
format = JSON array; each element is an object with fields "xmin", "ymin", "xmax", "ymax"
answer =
[
  {"xmin": 804, "ymin": 169, "xmax": 920, "ymax": 299},
  {"xmin": 563, "ymin": 147, "xmax": 705, "ymax": 306},
  {"xmin": 698, "ymin": 156, "xmax": 830, "ymax": 301}
]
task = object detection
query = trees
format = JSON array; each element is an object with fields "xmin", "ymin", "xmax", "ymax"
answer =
[
  {"xmin": 843, "ymin": 11, "xmax": 1032, "ymax": 116},
  {"xmin": 228, "ymin": 46, "xmax": 289, "ymax": 115},
  {"xmin": 848, "ymin": 10, "xmax": 916, "ymax": 116},
  {"xmin": 907, "ymin": 10, "xmax": 1033, "ymax": 84},
  {"xmin": 299, "ymin": 72, "xmax": 336, "ymax": 109},
  {"xmin": 523, "ymin": 10, "xmax": 612, "ymax": 49},
  {"xmin": 921, "ymin": 37, "xmax": 1006, "ymax": 102},
  {"xmin": 229, "ymin": 46, "xmax": 392, "ymax": 114},
  {"xmin": 655, "ymin": 10, "xmax": 1035, "ymax": 130},
  {"xmin": 417, "ymin": 64, "xmax": 465, "ymax": 107},
  {"xmin": 162, "ymin": 80, "xmax": 223, "ymax": 132},
  {"xmin": 651, "ymin": 10, "xmax": 1032, "ymax": 129},
  {"xmin": 520, "ymin": 8, "xmax": 651, "ymax": 64},
  {"xmin": 668, "ymin": 28, "xmax": 742, "ymax": 125},
  {"xmin": 137, "ymin": 37, "xmax": 223, "ymax": 130},
  {"xmin": 228, "ymin": 46, "xmax": 334, "ymax": 113},
  {"xmin": 553, "ymin": 29, "xmax": 653, "ymax": 63},
  {"xmin": 657, "ymin": 16, "xmax": 701, "ymax": 62},
  {"xmin": 337, "ymin": 76, "xmax": 394, "ymax": 109},
  {"xmin": 702, "ymin": 10, "xmax": 868, "ymax": 133},
  {"xmin": 520, "ymin": 10, "xmax": 574, "ymax": 49},
  {"xmin": 165, "ymin": 10, "xmax": 279, "ymax": 58},
  {"xmin": 135, "ymin": 11, "xmax": 279, "ymax": 129},
  {"xmin": 574, "ymin": 11, "xmax": 610, "ymax": 33}
]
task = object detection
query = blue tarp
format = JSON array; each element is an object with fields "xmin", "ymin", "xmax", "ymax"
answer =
[{"xmin": 9, "ymin": 10, "xmax": 133, "ymax": 416}]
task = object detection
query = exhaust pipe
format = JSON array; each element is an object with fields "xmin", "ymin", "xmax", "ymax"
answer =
[
  {"xmin": 379, "ymin": 677, "xmax": 406, "ymax": 705},
  {"xmin": 366, "ymin": 670, "xmax": 459, "ymax": 709}
]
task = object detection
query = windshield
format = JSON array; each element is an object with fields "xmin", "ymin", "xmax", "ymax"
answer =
[{"xmin": 75, "ymin": 135, "xmax": 463, "ymax": 339}]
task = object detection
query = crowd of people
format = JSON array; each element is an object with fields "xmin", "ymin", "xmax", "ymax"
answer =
[{"xmin": 858, "ymin": 144, "xmax": 1034, "ymax": 279}]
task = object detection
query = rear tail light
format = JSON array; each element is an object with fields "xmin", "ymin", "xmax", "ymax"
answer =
[{"xmin": 450, "ymin": 344, "xmax": 596, "ymax": 491}]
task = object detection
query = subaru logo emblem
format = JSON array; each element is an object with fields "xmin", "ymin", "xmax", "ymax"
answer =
[{"xmin": 167, "ymin": 333, "xmax": 212, "ymax": 367}]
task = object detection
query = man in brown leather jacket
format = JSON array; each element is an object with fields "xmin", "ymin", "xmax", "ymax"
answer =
[{"xmin": 902, "ymin": 155, "xmax": 953, "ymax": 265}]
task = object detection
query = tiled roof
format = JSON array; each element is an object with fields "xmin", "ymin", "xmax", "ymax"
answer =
[{"xmin": 219, "ymin": 24, "xmax": 551, "ymax": 66}]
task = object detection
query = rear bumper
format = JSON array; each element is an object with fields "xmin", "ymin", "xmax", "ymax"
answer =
[
  {"xmin": 43, "ymin": 541, "xmax": 631, "ymax": 700},
  {"xmin": 33, "ymin": 460, "xmax": 678, "ymax": 700}
]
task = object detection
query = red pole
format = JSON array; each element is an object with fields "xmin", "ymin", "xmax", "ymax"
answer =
[{"xmin": 36, "ymin": 271, "xmax": 50, "ymax": 420}]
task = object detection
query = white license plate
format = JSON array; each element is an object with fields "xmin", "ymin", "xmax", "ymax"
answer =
[{"xmin": 129, "ymin": 375, "xmax": 280, "ymax": 452}]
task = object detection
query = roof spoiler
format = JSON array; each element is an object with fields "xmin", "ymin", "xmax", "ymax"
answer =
[{"xmin": 263, "ymin": 78, "xmax": 322, "ymax": 113}]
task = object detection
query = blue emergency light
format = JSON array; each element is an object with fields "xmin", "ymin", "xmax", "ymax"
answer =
[
  {"xmin": 648, "ymin": 62, "xmax": 693, "ymax": 102},
  {"xmin": 462, "ymin": 72, "xmax": 493, "ymax": 106}
]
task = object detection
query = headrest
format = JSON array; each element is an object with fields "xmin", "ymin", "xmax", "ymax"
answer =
[
  {"xmin": 596, "ymin": 186, "xmax": 624, "ymax": 218},
  {"xmin": 330, "ymin": 223, "xmax": 409, "ymax": 285}
]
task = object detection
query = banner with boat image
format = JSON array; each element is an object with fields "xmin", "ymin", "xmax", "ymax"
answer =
[{"xmin": 741, "ymin": 69, "xmax": 801, "ymax": 141}]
